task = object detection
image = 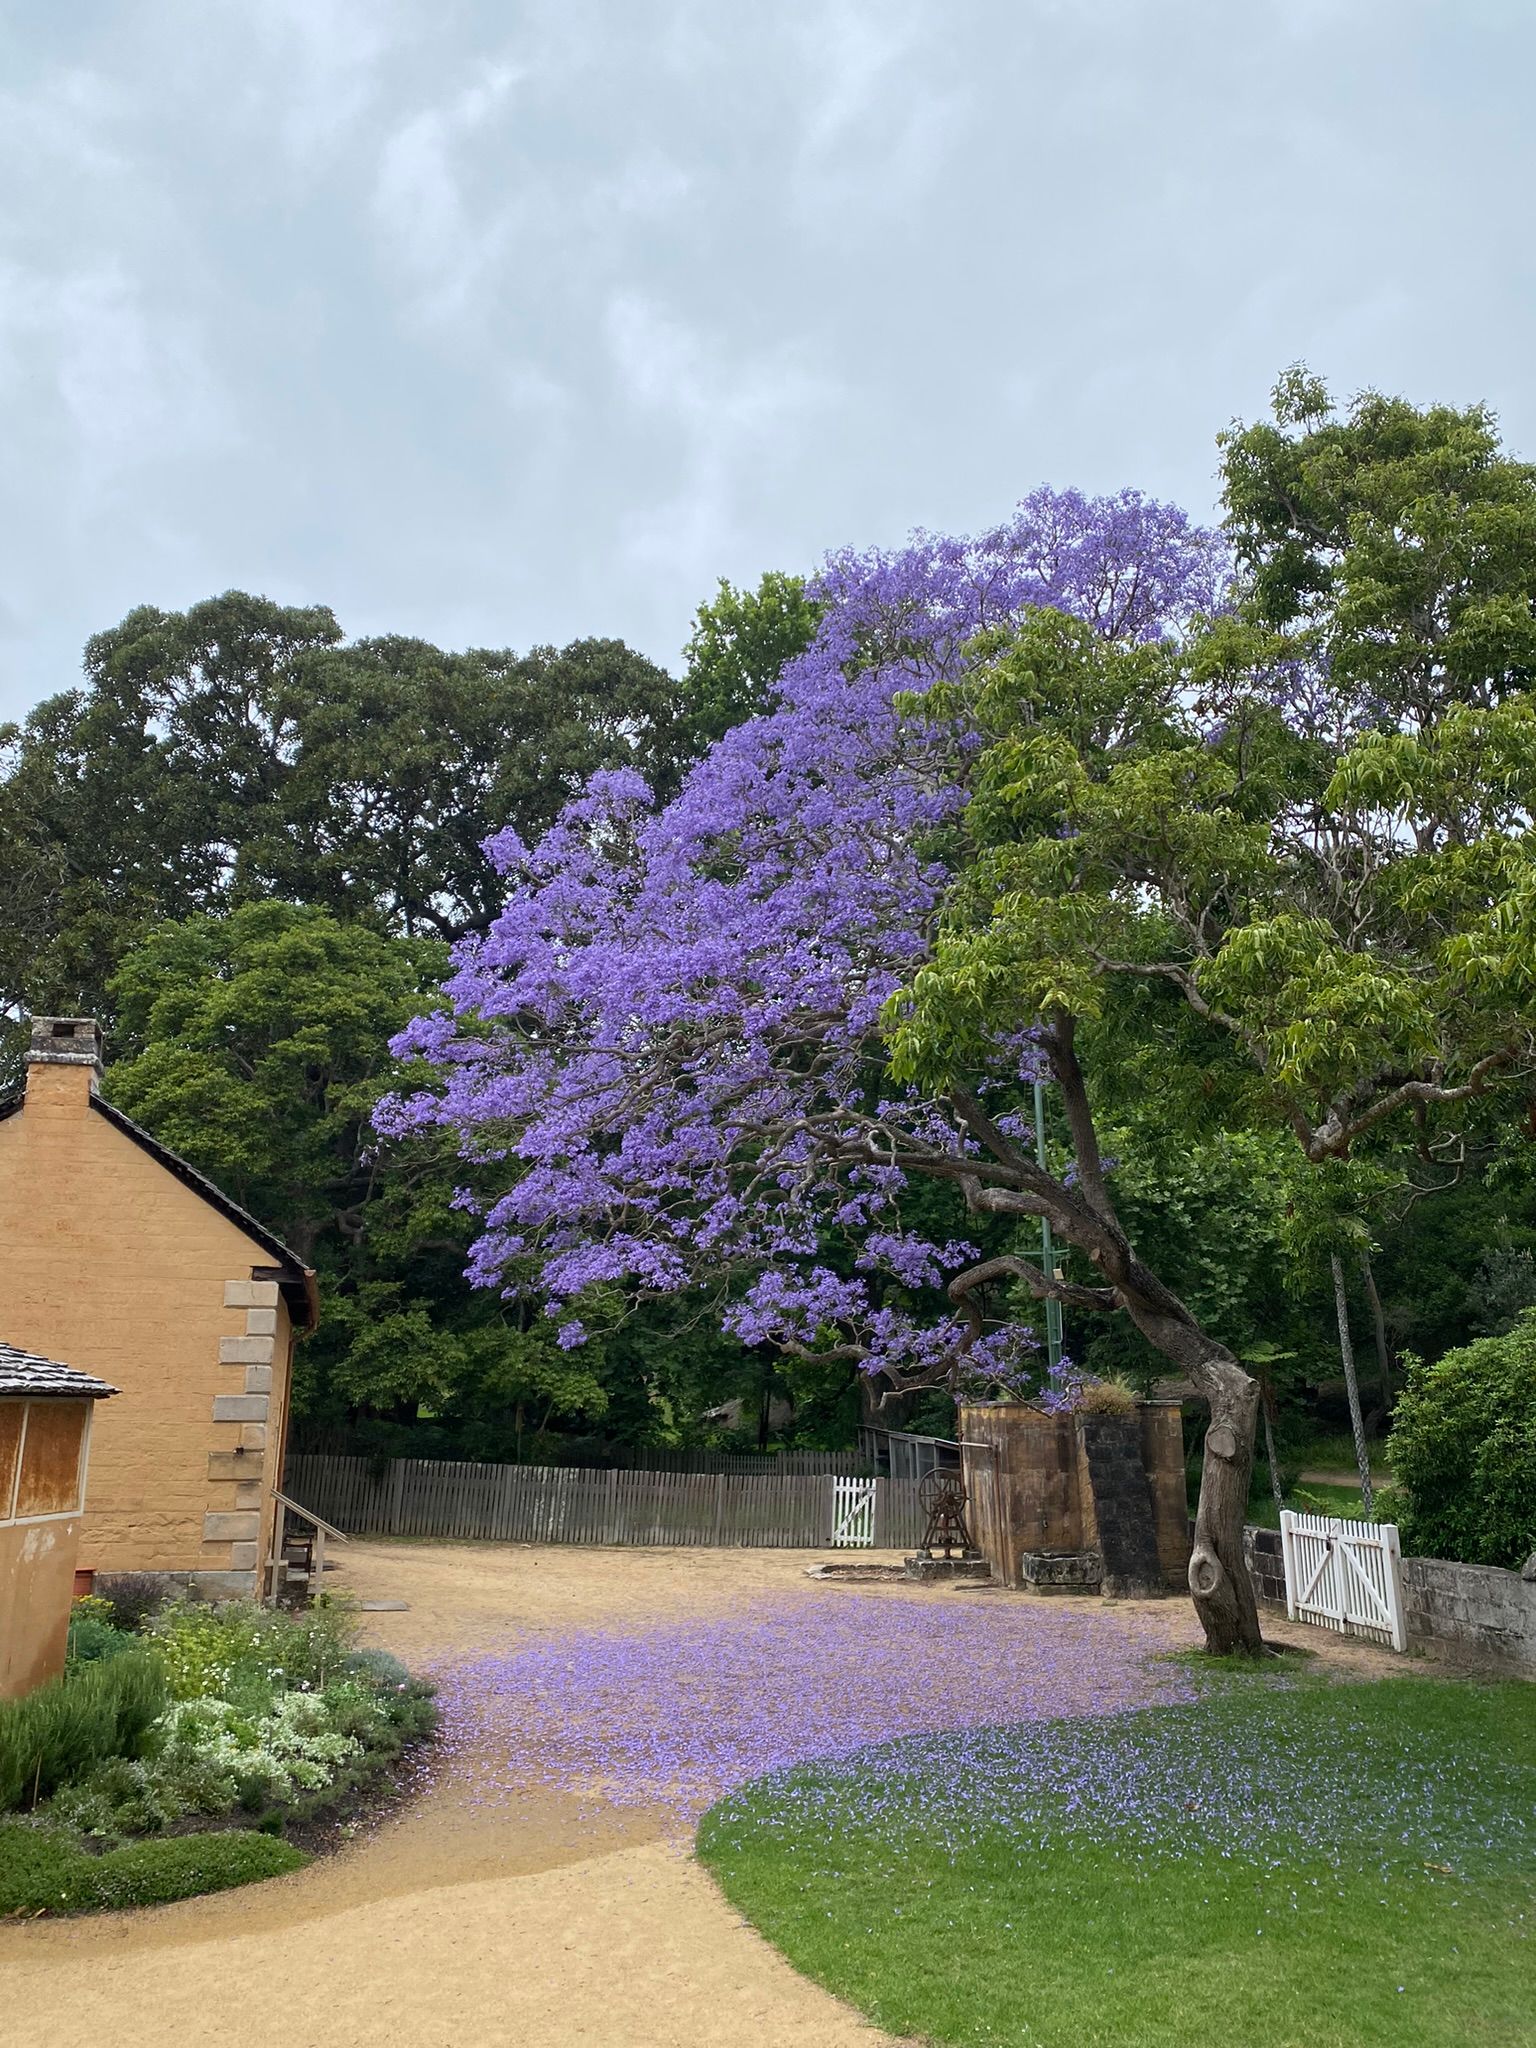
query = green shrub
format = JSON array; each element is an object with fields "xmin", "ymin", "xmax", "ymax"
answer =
[
  {"xmin": 147, "ymin": 1602, "xmax": 260, "ymax": 1701},
  {"xmin": 43, "ymin": 1632, "xmax": 436, "ymax": 1841},
  {"xmin": 1389, "ymin": 1311, "xmax": 1536, "ymax": 1567},
  {"xmin": 9, "ymin": 1595, "xmax": 435, "ymax": 1851},
  {"xmin": 343, "ymin": 1647, "xmax": 411, "ymax": 1688},
  {"xmin": 0, "ymin": 1817, "xmax": 306, "ymax": 1913},
  {"xmin": 0, "ymin": 1653, "xmax": 167, "ymax": 1812},
  {"xmin": 67, "ymin": 1614, "xmax": 135, "ymax": 1665},
  {"xmin": 146, "ymin": 1595, "xmax": 360, "ymax": 1701},
  {"xmin": 52, "ymin": 1757, "xmax": 179, "ymax": 1837}
]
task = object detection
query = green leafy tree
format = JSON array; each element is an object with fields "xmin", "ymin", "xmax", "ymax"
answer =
[
  {"xmin": 0, "ymin": 593, "xmax": 684, "ymax": 1036},
  {"xmin": 1221, "ymin": 365, "xmax": 1536, "ymax": 720},
  {"xmin": 677, "ymin": 572, "xmax": 821, "ymax": 747},
  {"xmin": 106, "ymin": 900, "xmax": 445, "ymax": 1260},
  {"xmin": 890, "ymin": 374, "xmax": 1536, "ymax": 1650}
]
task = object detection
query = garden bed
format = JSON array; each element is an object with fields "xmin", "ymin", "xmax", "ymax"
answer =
[{"xmin": 0, "ymin": 1589, "xmax": 436, "ymax": 1917}]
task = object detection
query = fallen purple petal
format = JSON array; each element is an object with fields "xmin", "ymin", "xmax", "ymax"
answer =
[{"xmin": 434, "ymin": 1594, "xmax": 1196, "ymax": 1825}]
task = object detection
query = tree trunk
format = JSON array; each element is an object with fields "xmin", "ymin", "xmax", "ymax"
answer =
[
  {"xmin": 1359, "ymin": 1250, "xmax": 1393, "ymax": 1410},
  {"xmin": 946, "ymin": 1064, "xmax": 1267, "ymax": 1655},
  {"xmin": 1183, "ymin": 1347, "xmax": 1265, "ymax": 1654},
  {"xmin": 1330, "ymin": 1252, "xmax": 1375, "ymax": 1517}
]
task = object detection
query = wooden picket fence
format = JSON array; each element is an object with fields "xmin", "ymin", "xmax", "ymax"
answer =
[
  {"xmin": 283, "ymin": 1453, "xmax": 926, "ymax": 1551},
  {"xmin": 630, "ymin": 1448, "xmax": 866, "ymax": 1475},
  {"xmin": 1280, "ymin": 1508, "xmax": 1408, "ymax": 1652}
]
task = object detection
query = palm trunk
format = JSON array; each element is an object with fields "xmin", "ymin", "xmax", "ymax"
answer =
[
  {"xmin": 1260, "ymin": 1375, "xmax": 1284, "ymax": 1520},
  {"xmin": 1330, "ymin": 1252, "xmax": 1375, "ymax": 1517},
  {"xmin": 1359, "ymin": 1250, "xmax": 1393, "ymax": 1409}
]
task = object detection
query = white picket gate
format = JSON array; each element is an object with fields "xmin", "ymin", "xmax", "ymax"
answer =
[
  {"xmin": 1280, "ymin": 1509, "xmax": 1407, "ymax": 1652},
  {"xmin": 830, "ymin": 1476, "xmax": 877, "ymax": 1548}
]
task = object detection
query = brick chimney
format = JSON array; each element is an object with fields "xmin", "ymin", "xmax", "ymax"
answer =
[{"xmin": 24, "ymin": 1017, "xmax": 104, "ymax": 1106}]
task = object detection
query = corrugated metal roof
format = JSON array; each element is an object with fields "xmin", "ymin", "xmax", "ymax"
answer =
[{"xmin": 0, "ymin": 1341, "xmax": 117, "ymax": 1399}]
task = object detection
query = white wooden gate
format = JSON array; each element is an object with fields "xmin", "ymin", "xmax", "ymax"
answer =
[
  {"xmin": 1280, "ymin": 1510, "xmax": 1407, "ymax": 1652},
  {"xmin": 830, "ymin": 1476, "xmax": 877, "ymax": 1548}
]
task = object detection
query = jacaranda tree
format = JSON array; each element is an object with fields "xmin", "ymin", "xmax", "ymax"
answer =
[
  {"xmin": 377, "ymin": 494, "xmax": 1230, "ymax": 1546},
  {"xmin": 385, "ymin": 379, "xmax": 1536, "ymax": 1653}
]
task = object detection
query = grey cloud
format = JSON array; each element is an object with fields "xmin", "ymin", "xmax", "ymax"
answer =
[{"xmin": 0, "ymin": 0, "xmax": 1531, "ymax": 721}]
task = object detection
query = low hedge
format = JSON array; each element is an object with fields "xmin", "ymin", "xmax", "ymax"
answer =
[{"xmin": 0, "ymin": 1820, "xmax": 307, "ymax": 1914}]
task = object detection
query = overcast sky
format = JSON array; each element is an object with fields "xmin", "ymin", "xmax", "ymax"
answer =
[{"xmin": 1, "ymin": 0, "xmax": 1531, "ymax": 724}]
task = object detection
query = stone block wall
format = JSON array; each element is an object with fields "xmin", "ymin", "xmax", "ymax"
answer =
[
  {"xmin": 958, "ymin": 1400, "xmax": 1189, "ymax": 1595},
  {"xmin": 1243, "ymin": 1521, "xmax": 1536, "ymax": 1673},
  {"xmin": 1078, "ymin": 1413, "xmax": 1166, "ymax": 1598},
  {"xmin": 1243, "ymin": 1524, "xmax": 1287, "ymax": 1608},
  {"xmin": 1399, "ymin": 1555, "xmax": 1536, "ymax": 1669}
]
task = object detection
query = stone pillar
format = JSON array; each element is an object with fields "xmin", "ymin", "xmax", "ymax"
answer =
[
  {"xmin": 1075, "ymin": 1412, "xmax": 1166, "ymax": 1598},
  {"xmin": 1139, "ymin": 1400, "xmax": 1193, "ymax": 1589},
  {"xmin": 959, "ymin": 1397, "xmax": 1189, "ymax": 1595}
]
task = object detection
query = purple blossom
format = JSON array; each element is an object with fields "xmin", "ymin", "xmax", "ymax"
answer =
[{"xmin": 379, "ymin": 488, "xmax": 1228, "ymax": 1395}]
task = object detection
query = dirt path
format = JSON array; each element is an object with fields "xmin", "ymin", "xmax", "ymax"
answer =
[{"xmin": 0, "ymin": 1542, "xmax": 1396, "ymax": 2047}]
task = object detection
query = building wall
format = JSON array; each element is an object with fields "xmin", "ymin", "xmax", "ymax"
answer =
[
  {"xmin": 0, "ymin": 1395, "xmax": 92, "ymax": 1698},
  {"xmin": 0, "ymin": 1515, "xmax": 83, "ymax": 1696},
  {"xmin": 0, "ymin": 1063, "xmax": 295, "ymax": 1596}
]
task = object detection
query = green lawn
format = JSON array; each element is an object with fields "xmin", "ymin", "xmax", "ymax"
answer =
[
  {"xmin": 1245, "ymin": 1481, "xmax": 1404, "ymax": 1530},
  {"xmin": 0, "ymin": 1821, "xmax": 306, "ymax": 1915},
  {"xmin": 698, "ymin": 1676, "xmax": 1536, "ymax": 2048},
  {"xmin": 1294, "ymin": 1432, "xmax": 1393, "ymax": 1478}
]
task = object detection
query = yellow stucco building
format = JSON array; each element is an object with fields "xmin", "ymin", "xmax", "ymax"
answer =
[
  {"xmin": 0, "ymin": 1343, "xmax": 117, "ymax": 1697},
  {"xmin": 0, "ymin": 1017, "xmax": 317, "ymax": 1599}
]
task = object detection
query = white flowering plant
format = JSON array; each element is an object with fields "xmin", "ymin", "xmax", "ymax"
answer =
[{"xmin": 51, "ymin": 1597, "xmax": 435, "ymax": 1842}]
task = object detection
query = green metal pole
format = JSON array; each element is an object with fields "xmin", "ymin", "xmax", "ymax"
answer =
[{"xmin": 1033, "ymin": 1077, "xmax": 1063, "ymax": 1372}]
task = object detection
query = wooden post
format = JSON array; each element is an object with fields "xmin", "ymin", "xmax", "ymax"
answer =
[
  {"xmin": 265, "ymin": 1498, "xmax": 285, "ymax": 1607},
  {"xmin": 389, "ymin": 1459, "xmax": 405, "ymax": 1537},
  {"xmin": 311, "ymin": 1523, "xmax": 326, "ymax": 1599}
]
